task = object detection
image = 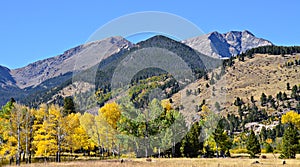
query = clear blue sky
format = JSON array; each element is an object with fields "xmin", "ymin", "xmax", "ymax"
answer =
[{"xmin": 1, "ymin": 0, "xmax": 300, "ymax": 69}]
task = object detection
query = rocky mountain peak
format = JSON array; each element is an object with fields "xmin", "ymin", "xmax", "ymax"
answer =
[
  {"xmin": 10, "ymin": 36, "xmax": 134, "ymax": 89},
  {"xmin": 183, "ymin": 30, "xmax": 273, "ymax": 58}
]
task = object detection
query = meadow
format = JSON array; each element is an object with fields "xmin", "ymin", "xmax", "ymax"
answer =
[{"xmin": 6, "ymin": 154, "xmax": 300, "ymax": 167}]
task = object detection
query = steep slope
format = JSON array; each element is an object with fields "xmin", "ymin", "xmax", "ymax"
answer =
[
  {"xmin": 171, "ymin": 53, "xmax": 300, "ymax": 117},
  {"xmin": 0, "ymin": 65, "xmax": 22, "ymax": 106},
  {"xmin": 182, "ymin": 30, "xmax": 272, "ymax": 58},
  {"xmin": 0, "ymin": 65, "xmax": 15, "ymax": 87},
  {"xmin": 10, "ymin": 36, "xmax": 133, "ymax": 89}
]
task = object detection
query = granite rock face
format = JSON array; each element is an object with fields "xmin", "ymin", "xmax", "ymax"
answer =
[{"xmin": 182, "ymin": 30, "xmax": 273, "ymax": 58}]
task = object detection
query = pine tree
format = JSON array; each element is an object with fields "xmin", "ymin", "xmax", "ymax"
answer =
[
  {"xmin": 246, "ymin": 130, "xmax": 261, "ymax": 158},
  {"xmin": 212, "ymin": 119, "xmax": 232, "ymax": 157},
  {"xmin": 291, "ymin": 85, "xmax": 298, "ymax": 99},
  {"xmin": 280, "ymin": 124, "xmax": 299, "ymax": 159},
  {"xmin": 180, "ymin": 122, "xmax": 203, "ymax": 157},
  {"xmin": 287, "ymin": 83, "xmax": 291, "ymax": 90},
  {"xmin": 63, "ymin": 97, "xmax": 76, "ymax": 116},
  {"xmin": 260, "ymin": 126, "xmax": 267, "ymax": 142},
  {"xmin": 283, "ymin": 92, "xmax": 288, "ymax": 101},
  {"xmin": 260, "ymin": 93, "xmax": 267, "ymax": 106}
]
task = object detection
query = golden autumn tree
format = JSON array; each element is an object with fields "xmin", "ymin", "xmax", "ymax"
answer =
[
  {"xmin": 32, "ymin": 104, "xmax": 65, "ymax": 162},
  {"xmin": 80, "ymin": 112, "xmax": 103, "ymax": 157},
  {"xmin": 161, "ymin": 99, "xmax": 172, "ymax": 111},
  {"xmin": 0, "ymin": 102, "xmax": 32, "ymax": 165},
  {"xmin": 98, "ymin": 102, "xmax": 122, "ymax": 156},
  {"xmin": 99, "ymin": 102, "xmax": 121, "ymax": 129},
  {"xmin": 64, "ymin": 113, "xmax": 90, "ymax": 152},
  {"xmin": 281, "ymin": 110, "xmax": 300, "ymax": 129},
  {"xmin": 0, "ymin": 101, "xmax": 18, "ymax": 162}
]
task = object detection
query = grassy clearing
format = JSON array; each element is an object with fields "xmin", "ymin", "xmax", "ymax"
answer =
[{"xmin": 6, "ymin": 157, "xmax": 300, "ymax": 167}]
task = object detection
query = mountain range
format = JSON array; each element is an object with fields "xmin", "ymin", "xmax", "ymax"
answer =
[
  {"xmin": 182, "ymin": 30, "xmax": 272, "ymax": 58},
  {"xmin": 0, "ymin": 30, "xmax": 272, "ymax": 107}
]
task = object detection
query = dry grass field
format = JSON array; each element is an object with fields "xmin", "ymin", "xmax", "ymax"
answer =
[
  {"xmin": 172, "ymin": 54, "xmax": 300, "ymax": 121},
  {"xmin": 6, "ymin": 157, "xmax": 300, "ymax": 167}
]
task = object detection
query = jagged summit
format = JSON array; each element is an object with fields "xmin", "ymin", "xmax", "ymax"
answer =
[{"xmin": 183, "ymin": 30, "xmax": 273, "ymax": 58}]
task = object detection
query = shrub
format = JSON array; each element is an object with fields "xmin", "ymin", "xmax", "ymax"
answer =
[{"xmin": 230, "ymin": 148, "xmax": 248, "ymax": 154}]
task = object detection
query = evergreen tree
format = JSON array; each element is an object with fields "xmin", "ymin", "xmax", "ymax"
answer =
[
  {"xmin": 212, "ymin": 119, "xmax": 232, "ymax": 157},
  {"xmin": 180, "ymin": 122, "xmax": 203, "ymax": 157},
  {"xmin": 291, "ymin": 85, "xmax": 298, "ymax": 99},
  {"xmin": 246, "ymin": 130, "xmax": 261, "ymax": 158},
  {"xmin": 260, "ymin": 126, "xmax": 267, "ymax": 142},
  {"xmin": 280, "ymin": 124, "xmax": 299, "ymax": 159},
  {"xmin": 260, "ymin": 93, "xmax": 267, "ymax": 106},
  {"xmin": 283, "ymin": 92, "xmax": 288, "ymax": 100},
  {"xmin": 277, "ymin": 92, "xmax": 283, "ymax": 101},
  {"xmin": 63, "ymin": 97, "xmax": 76, "ymax": 116},
  {"xmin": 250, "ymin": 96, "xmax": 255, "ymax": 103},
  {"xmin": 287, "ymin": 83, "xmax": 290, "ymax": 90}
]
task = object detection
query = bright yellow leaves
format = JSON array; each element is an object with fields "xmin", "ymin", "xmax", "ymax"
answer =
[
  {"xmin": 281, "ymin": 110, "xmax": 300, "ymax": 129},
  {"xmin": 65, "ymin": 113, "xmax": 90, "ymax": 151},
  {"xmin": 0, "ymin": 101, "xmax": 122, "ymax": 159},
  {"xmin": 266, "ymin": 138, "xmax": 273, "ymax": 144},
  {"xmin": 99, "ymin": 102, "xmax": 121, "ymax": 129},
  {"xmin": 161, "ymin": 99, "xmax": 172, "ymax": 111}
]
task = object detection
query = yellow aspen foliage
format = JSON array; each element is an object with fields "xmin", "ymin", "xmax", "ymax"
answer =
[
  {"xmin": 201, "ymin": 105, "xmax": 211, "ymax": 118},
  {"xmin": 80, "ymin": 112, "xmax": 105, "ymax": 152},
  {"xmin": 281, "ymin": 110, "xmax": 300, "ymax": 129},
  {"xmin": 161, "ymin": 99, "xmax": 172, "ymax": 111},
  {"xmin": 32, "ymin": 104, "xmax": 63, "ymax": 157},
  {"xmin": 99, "ymin": 102, "xmax": 121, "ymax": 129},
  {"xmin": 64, "ymin": 113, "xmax": 90, "ymax": 151},
  {"xmin": 266, "ymin": 138, "xmax": 273, "ymax": 144},
  {"xmin": 0, "ymin": 103, "xmax": 29, "ymax": 160}
]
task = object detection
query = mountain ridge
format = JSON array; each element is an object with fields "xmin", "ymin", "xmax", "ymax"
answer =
[
  {"xmin": 0, "ymin": 30, "xmax": 274, "ymax": 107},
  {"xmin": 183, "ymin": 30, "xmax": 273, "ymax": 58},
  {"xmin": 10, "ymin": 36, "xmax": 133, "ymax": 89}
]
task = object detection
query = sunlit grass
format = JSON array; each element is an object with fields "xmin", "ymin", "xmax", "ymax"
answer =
[{"xmin": 6, "ymin": 155, "xmax": 300, "ymax": 167}]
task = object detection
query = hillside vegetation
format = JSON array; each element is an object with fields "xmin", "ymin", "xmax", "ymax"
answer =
[{"xmin": 1, "ymin": 45, "xmax": 300, "ymax": 166}]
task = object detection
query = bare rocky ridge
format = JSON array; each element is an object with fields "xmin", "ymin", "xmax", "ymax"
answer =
[
  {"xmin": 182, "ymin": 30, "xmax": 273, "ymax": 58},
  {"xmin": 10, "ymin": 36, "xmax": 134, "ymax": 89},
  {"xmin": 0, "ymin": 65, "xmax": 16, "ymax": 88}
]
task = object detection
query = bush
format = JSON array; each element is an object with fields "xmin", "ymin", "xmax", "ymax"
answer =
[
  {"xmin": 273, "ymin": 150, "xmax": 282, "ymax": 154},
  {"xmin": 121, "ymin": 152, "xmax": 136, "ymax": 158},
  {"xmin": 230, "ymin": 148, "xmax": 248, "ymax": 154}
]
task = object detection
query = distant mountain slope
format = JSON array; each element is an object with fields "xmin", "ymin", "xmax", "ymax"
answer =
[
  {"xmin": 11, "ymin": 36, "xmax": 133, "ymax": 89},
  {"xmin": 0, "ymin": 65, "xmax": 15, "ymax": 86},
  {"xmin": 182, "ymin": 30, "xmax": 273, "ymax": 58},
  {"xmin": 0, "ymin": 37, "xmax": 133, "ymax": 107},
  {"xmin": 20, "ymin": 35, "xmax": 222, "ymax": 108}
]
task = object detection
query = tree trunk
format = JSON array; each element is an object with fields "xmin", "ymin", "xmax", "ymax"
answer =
[
  {"xmin": 16, "ymin": 124, "xmax": 21, "ymax": 166},
  {"xmin": 158, "ymin": 147, "xmax": 161, "ymax": 158}
]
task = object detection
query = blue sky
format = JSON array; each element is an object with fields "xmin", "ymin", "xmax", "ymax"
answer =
[{"xmin": 1, "ymin": 0, "xmax": 300, "ymax": 69}]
